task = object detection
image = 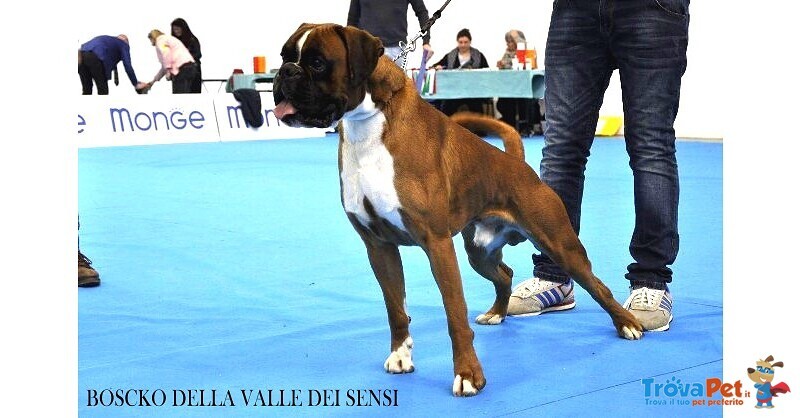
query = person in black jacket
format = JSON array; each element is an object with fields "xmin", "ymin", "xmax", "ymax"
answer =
[
  {"xmin": 432, "ymin": 28, "xmax": 490, "ymax": 116},
  {"xmin": 171, "ymin": 18, "xmax": 202, "ymax": 93},
  {"xmin": 347, "ymin": 0, "xmax": 434, "ymax": 65}
]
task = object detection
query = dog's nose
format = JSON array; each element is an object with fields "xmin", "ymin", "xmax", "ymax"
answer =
[{"xmin": 278, "ymin": 62, "xmax": 303, "ymax": 80}]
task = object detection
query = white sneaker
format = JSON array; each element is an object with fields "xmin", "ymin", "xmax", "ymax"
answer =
[
  {"xmin": 623, "ymin": 285, "xmax": 673, "ymax": 331},
  {"xmin": 507, "ymin": 277, "xmax": 576, "ymax": 316}
]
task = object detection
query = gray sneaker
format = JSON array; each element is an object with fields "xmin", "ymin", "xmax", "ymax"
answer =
[
  {"xmin": 507, "ymin": 277, "xmax": 575, "ymax": 316},
  {"xmin": 623, "ymin": 285, "xmax": 673, "ymax": 331}
]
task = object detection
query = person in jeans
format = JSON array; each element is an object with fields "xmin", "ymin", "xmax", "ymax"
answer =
[{"xmin": 508, "ymin": 0, "xmax": 690, "ymax": 332}]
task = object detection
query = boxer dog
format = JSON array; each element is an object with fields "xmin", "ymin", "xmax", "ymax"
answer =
[{"xmin": 273, "ymin": 23, "xmax": 643, "ymax": 397}]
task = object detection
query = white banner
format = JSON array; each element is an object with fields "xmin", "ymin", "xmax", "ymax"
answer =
[
  {"xmin": 77, "ymin": 95, "xmax": 220, "ymax": 148},
  {"xmin": 77, "ymin": 93, "xmax": 326, "ymax": 148}
]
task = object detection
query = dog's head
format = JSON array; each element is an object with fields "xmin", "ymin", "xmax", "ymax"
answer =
[{"xmin": 272, "ymin": 23, "xmax": 384, "ymax": 128}]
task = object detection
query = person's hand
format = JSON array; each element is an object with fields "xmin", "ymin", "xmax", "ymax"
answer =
[
  {"xmin": 497, "ymin": 60, "xmax": 504, "ymax": 69},
  {"xmin": 135, "ymin": 81, "xmax": 150, "ymax": 94},
  {"xmin": 423, "ymin": 44, "xmax": 434, "ymax": 60},
  {"xmin": 434, "ymin": 65, "xmax": 443, "ymax": 70}
]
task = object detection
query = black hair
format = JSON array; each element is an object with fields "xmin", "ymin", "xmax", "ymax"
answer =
[
  {"xmin": 171, "ymin": 18, "xmax": 198, "ymax": 43},
  {"xmin": 456, "ymin": 28, "xmax": 471, "ymax": 41}
]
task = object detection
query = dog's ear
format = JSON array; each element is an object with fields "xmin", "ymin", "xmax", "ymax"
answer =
[
  {"xmin": 765, "ymin": 355, "xmax": 774, "ymax": 362},
  {"xmin": 295, "ymin": 22, "xmax": 317, "ymax": 33},
  {"xmin": 772, "ymin": 361, "xmax": 784, "ymax": 368},
  {"xmin": 335, "ymin": 25, "xmax": 384, "ymax": 86}
]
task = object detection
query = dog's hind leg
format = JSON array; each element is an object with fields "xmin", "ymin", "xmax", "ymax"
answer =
[
  {"xmin": 515, "ymin": 183, "xmax": 644, "ymax": 340},
  {"xmin": 361, "ymin": 237, "xmax": 415, "ymax": 374},
  {"xmin": 423, "ymin": 236, "xmax": 486, "ymax": 396},
  {"xmin": 461, "ymin": 223, "xmax": 513, "ymax": 325}
]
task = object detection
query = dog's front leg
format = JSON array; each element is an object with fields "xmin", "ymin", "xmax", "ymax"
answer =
[
  {"xmin": 424, "ymin": 237, "xmax": 486, "ymax": 396},
  {"xmin": 363, "ymin": 238, "xmax": 414, "ymax": 374}
]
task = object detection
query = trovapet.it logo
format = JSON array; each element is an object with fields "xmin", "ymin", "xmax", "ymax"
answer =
[
  {"xmin": 642, "ymin": 354, "xmax": 792, "ymax": 409},
  {"xmin": 642, "ymin": 376, "xmax": 747, "ymax": 407}
]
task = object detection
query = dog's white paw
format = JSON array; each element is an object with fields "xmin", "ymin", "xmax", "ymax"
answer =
[
  {"xmin": 621, "ymin": 326, "xmax": 643, "ymax": 340},
  {"xmin": 452, "ymin": 375, "xmax": 479, "ymax": 397},
  {"xmin": 384, "ymin": 337, "xmax": 414, "ymax": 373},
  {"xmin": 475, "ymin": 313, "xmax": 504, "ymax": 325}
]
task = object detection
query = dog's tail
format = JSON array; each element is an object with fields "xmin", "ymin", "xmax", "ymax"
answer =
[{"xmin": 450, "ymin": 111, "xmax": 525, "ymax": 160}]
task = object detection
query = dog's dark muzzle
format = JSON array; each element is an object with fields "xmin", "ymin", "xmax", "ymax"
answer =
[
  {"xmin": 273, "ymin": 63, "xmax": 303, "ymax": 104},
  {"xmin": 272, "ymin": 62, "xmax": 347, "ymax": 129}
]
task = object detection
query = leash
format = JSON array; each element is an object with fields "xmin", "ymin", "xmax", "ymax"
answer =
[
  {"xmin": 414, "ymin": 50, "xmax": 430, "ymax": 92},
  {"xmin": 394, "ymin": 0, "xmax": 453, "ymax": 71}
]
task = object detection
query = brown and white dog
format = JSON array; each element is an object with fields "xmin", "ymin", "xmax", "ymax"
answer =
[{"xmin": 273, "ymin": 23, "xmax": 643, "ymax": 397}]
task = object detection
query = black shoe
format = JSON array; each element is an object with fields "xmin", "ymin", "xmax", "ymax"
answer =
[{"xmin": 78, "ymin": 251, "xmax": 101, "ymax": 287}]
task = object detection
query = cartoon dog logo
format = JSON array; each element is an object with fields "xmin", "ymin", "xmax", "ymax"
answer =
[{"xmin": 747, "ymin": 355, "xmax": 791, "ymax": 408}]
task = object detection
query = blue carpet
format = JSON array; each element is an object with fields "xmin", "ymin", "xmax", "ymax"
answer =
[{"xmin": 78, "ymin": 134, "xmax": 722, "ymax": 417}]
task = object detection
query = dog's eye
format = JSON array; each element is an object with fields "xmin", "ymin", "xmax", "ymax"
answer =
[{"xmin": 309, "ymin": 57, "xmax": 326, "ymax": 73}]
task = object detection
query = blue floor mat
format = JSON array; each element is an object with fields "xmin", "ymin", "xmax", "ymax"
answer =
[{"xmin": 78, "ymin": 134, "xmax": 722, "ymax": 417}]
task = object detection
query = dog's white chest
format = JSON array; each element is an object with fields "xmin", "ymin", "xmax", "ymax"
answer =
[{"xmin": 340, "ymin": 111, "xmax": 406, "ymax": 231}]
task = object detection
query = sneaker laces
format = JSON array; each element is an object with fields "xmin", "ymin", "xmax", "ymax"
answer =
[
  {"xmin": 514, "ymin": 277, "xmax": 563, "ymax": 298},
  {"xmin": 623, "ymin": 287, "xmax": 664, "ymax": 310},
  {"xmin": 513, "ymin": 278, "xmax": 539, "ymax": 297}
]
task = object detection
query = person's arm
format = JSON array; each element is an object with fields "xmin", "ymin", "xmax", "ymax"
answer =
[
  {"xmin": 409, "ymin": 0, "xmax": 431, "ymax": 45},
  {"xmin": 347, "ymin": 0, "xmax": 361, "ymax": 27},
  {"xmin": 432, "ymin": 50, "xmax": 449, "ymax": 70},
  {"xmin": 119, "ymin": 44, "xmax": 140, "ymax": 86},
  {"xmin": 497, "ymin": 57, "xmax": 506, "ymax": 69},
  {"xmin": 152, "ymin": 67, "xmax": 167, "ymax": 84},
  {"xmin": 497, "ymin": 50, "xmax": 512, "ymax": 69},
  {"xmin": 189, "ymin": 38, "xmax": 202, "ymax": 63},
  {"xmin": 479, "ymin": 52, "xmax": 489, "ymax": 69}
]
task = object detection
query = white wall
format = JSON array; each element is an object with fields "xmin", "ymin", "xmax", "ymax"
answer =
[{"xmin": 78, "ymin": 0, "xmax": 723, "ymax": 139}]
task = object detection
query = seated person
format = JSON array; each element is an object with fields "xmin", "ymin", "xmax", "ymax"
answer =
[
  {"xmin": 496, "ymin": 29, "xmax": 543, "ymax": 135},
  {"xmin": 432, "ymin": 28, "xmax": 490, "ymax": 116}
]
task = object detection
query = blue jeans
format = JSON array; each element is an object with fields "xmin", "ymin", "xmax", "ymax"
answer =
[
  {"xmin": 532, "ymin": 0, "xmax": 690, "ymax": 287},
  {"xmin": 384, "ymin": 46, "xmax": 404, "ymax": 67}
]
